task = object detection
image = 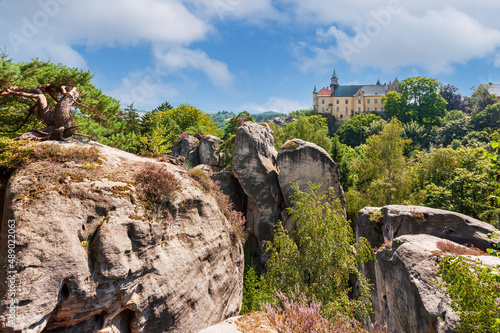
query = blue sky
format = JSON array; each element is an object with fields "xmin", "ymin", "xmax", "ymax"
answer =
[{"xmin": 2, "ymin": 0, "xmax": 500, "ymax": 113}]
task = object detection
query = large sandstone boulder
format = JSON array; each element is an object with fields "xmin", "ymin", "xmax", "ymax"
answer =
[
  {"xmin": 357, "ymin": 205, "xmax": 500, "ymax": 250},
  {"xmin": 277, "ymin": 139, "xmax": 345, "ymax": 213},
  {"xmin": 0, "ymin": 141, "xmax": 244, "ymax": 333},
  {"xmin": 232, "ymin": 122, "xmax": 284, "ymax": 260},
  {"xmin": 199, "ymin": 135, "xmax": 224, "ymax": 167},
  {"xmin": 373, "ymin": 234, "xmax": 460, "ymax": 333},
  {"xmin": 171, "ymin": 134, "xmax": 200, "ymax": 167}
]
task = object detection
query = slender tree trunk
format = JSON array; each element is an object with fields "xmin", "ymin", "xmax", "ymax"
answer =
[{"xmin": 34, "ymin": 89, "xmax": 55, "ymax": 127}]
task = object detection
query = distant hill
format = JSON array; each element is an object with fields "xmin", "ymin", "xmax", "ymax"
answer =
[{"xmin": 209, "ymin": 111, "xmax": 288, "ymax": 129}]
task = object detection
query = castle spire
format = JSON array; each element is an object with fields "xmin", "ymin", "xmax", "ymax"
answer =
[
  {"xmin": 313, "ymin": 85, "xmax": 317, "ymax": 93},
  {"xmin": 332, "ymin": 69, "xmax": 337, "ymax": 79}
]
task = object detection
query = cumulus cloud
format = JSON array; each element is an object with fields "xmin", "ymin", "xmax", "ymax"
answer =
[
  {"xmin": 108, "ymin": 69, "xmax": 180, "ymax": 109},
  {"xmin": 293, "ymin": 6, "xmax": 500, "ymax": 74},
  {"xmin": 239, "ymin": 97, "xmax": 309, "ymax": 113},
  {"xmin": 154, "ymin": 46, "xmax": 235, "ymax": 87}
]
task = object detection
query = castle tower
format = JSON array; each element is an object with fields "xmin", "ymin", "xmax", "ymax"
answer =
[
  {"xmin": 312, "ymin": 85, "xmax": 318, "ymax": 110},
  {"xmin": 330, "ymin": 69, "xmax": 339, "ymax": 91}
]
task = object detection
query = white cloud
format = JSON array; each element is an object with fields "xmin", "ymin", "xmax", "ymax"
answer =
[
  {"xmin": 293, "ymin": 6, "xmax": 500, "ymax": 74},
  {"xmin": 154, "ymin": 46, "xmax": 235, "ymax": 87},
  {"xmin": 239, "ymin": 97, "xmax": 309, "ymax": 113},
  {"xmin": 108, "ymin": 69, "xmax": 180, "ymax": 110}
]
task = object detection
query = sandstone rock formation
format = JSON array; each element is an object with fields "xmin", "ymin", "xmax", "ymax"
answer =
[
  {"xmin": 232, "ymin": 122, "xmax": 284, "ymax": 260},
  {"xmin": 357, "ymin": 205, "xmax": 500, "ymax": 250},
  {"xmin": 0, "ymin": 141, "xmax": 244, "ymax": 333},
  {"xmin": 171, "ymin": 134, "xmax": 225, "ymax": 169},
  {"xmin": 171, "ymin": 134, "xmax": 200, "ymax": 167},
  {"xmin": 277, "ymin": 139, "xmax": 345, "ymax": 213},
  {"xmin": 199, "ymin": 135, "xmax": 224, "ymax": 167},
  {"xmin": 356, "ymin": 205, "xmax": 500, "ymax": 333},
  {"xmin": 373, "ymin": 234, "xmax": 460, "ymax": 333}
]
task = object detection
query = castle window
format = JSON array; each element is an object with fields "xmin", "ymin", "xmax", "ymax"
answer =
[
  {"xmin": 322, "ymin": 107, "xmax": 325, "ymax": 112},
  {"xmin": 345, "ymin": 107, "xmax": 348, "ymax": 114},
  {"xmin": 336, "ymin": 100, "xmax": 339, "ymax": 104},
  {"xmin": 367, "ymin": 99, "xmax": 371, "ymax": 104},
  {"xmin": 358, "ymin": 99, "xmax": 361, "ymax": 104},
  {"xmin": 374, "ymin": 99, "xmax": 378, "ymax": 104},
  {"xmin": 358, "ymin": 107, "xmax": 361, "ymax": 112},
  {"xmin": 322, "ymin": 99, "xmax": 325, "ymax": 104},
  {"xmin": 345, "ymin": 99, "xmax": 348, "ymax": 104},
  {"xmin": 337, "ymin": 107, "xmax": 339, "ymax": 112},
  {"xmin": 375, "ymin": 107, "xmax": 378, "ymax": 111},
  {"xmin": 367, "ymin": 107, "xmax": 370, "ymax": 111},
  {"xmin": 381, "ymin": 107, "xmax": 384, "ymax": 111}
]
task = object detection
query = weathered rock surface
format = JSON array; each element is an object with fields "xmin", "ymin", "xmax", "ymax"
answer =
[
  {"xmin": 357, "ymin": 205, "xmax": 500, "ymax": 250},
  {"xmin": 0, "ymin": 141, "xmax": 244, "ymax": 333},
  {"xmin": 232, "ymin": 122, "xmax": 284, "ymax": 260},
  {"xmin": 199, "ymin": 135, "xmax": 224, "ymax": 167},
  {"xmin": 373, "ymin": 234, "xmax": 460, "ymax": 333},
  {"xmin": 277, "ymin": 139, "xmax": 345, "ymax": 213},
  {"xmin": 356, "ymin": 206, "xmax": 500, "ymax": 333},
  {"xmin": 171, "ymin": 134, "xmax": 200, "ymax": 167}
]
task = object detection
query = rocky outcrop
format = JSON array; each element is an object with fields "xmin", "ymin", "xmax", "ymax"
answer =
[
  {"xmin": 232, "ymin": 122, "xmax": 284, "ymax": 260},
  {"xmin": 277, "ymin": 139, "xmax": 345, "ymax": 214},
  {"xmin": 171, "ymin": 134, "xmax": 224, "ymax": 168},
  {"xmin": 356, "ymin": 206, "xmax": 500, "ymax": 333},
  {"xmin": 0, "ymin": 141, "xmax": 244, "ymax": 333},
  {"xmin": 171, "ymin": 134, "xmax": 200, "ymax": 167},
  {"xmin": 373, "ymin": 234, "xmax": 460, "ymax": 333},
  {"xmin": 356, "ymin": 205, "xmax": 500, "ymax": 250},
  {"xmin": 199, "ymin": 135, "xmax": 224, "ymax": 167}
]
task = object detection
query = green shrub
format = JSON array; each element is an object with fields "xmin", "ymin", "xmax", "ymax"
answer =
[
  {"xmin": 262, "ymin": 183, "xmax": 374, "ymax": 321},
  {"xmin": 438, "ymin": 256, "xmax": 500, "ymax": 332}
]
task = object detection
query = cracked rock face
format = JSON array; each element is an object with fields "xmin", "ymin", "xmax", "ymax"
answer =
[
  {"xmin": 0, "ymin": 142, "xmax": 244, "ymax": 333},
  {"xmin": 232, "ymin": 122, "xmax": 284, "ymax": 261},
  {"xmin": 356, "ymin": 206, "xmax": 500, "ymax": 333},
  {"xmin": 373, "ymin": 234, "xmax": 460, "ymax": 333}
]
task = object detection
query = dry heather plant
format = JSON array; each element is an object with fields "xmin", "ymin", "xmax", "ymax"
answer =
[
  {"xmin": 135, "ymin": 162, "xmax": 181, "ymax": 204},
  {"xmin": 436, "ymin": 240, "xmax": 485, "ymax": 256},
  {"xmin": 264, "ymin": 287, "xmax": 387, "ymax": 333},
  {"xmin": 188, "ymin": 168, "xmax": 247, "ymax": 242}
]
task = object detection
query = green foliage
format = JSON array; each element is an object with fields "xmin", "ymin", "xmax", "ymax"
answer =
[
  {"xmin": 430, "ymin": 110, "xmax": 471, "ymax": 148},
  {"xmin": 0, "ymin": 57, "xmax": 120, "ymax": 133},
  {"xmin": 222, "ymin": 111, "xmax": 254, "ymax": 140},
  {"xmin": 350, "ymin": 119, "xmax": 412, "ymax": 207},
  {"xmin": 140, "ymin": 104, "xmax": 220, "ymax": 154},
  {"xmin": 262, "ymin": 183, "xmax": 374, "ymax": 321},
  {"xmin": 382, "ymin": 76, "xmax": 447, "ymax": 124},
  {"xmin": 470, "ymin": 84, "xmax": 499, "ymax": 112},
  {"xmin": 252, "ymin": 111, "xmax": 287, "ymax": 123},
  {"xmin": 288, "ymin": 108, "xmax": 316, "ymax": 118},
  {"xmin": 210, "ymin": 111, "xmax": 236, "ymax": 129},
  {"xmin": 271, "ymin": 115, "xmax": 332, "ymax": 153},
  {"xmin": 411, "ymin": 147, "xmax": 498, "ymax": 221},
  {"xmin": 471, "ymin": 103, "xmax": 500, "ymax": 132},
  {"xmin": 335, "ymin": 113, "xmax": 385, "ymax": 148},
  {"xmin": 438, "ymin": 256, "xmax": 500, "ymax": 332},
  {"xmin": 241, "ymin": 263, "xmax": 264, "ymax": 314}
]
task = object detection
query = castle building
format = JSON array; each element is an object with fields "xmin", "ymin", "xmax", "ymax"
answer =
[{"xmin": 313, "ymin": 70, "xmax": 399, "ymax": 121}]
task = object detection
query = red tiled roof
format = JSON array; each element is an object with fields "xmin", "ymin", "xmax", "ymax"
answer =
[{"xmin": 317, "ymin": 87, "xmax": 332, "ymax": 97}]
